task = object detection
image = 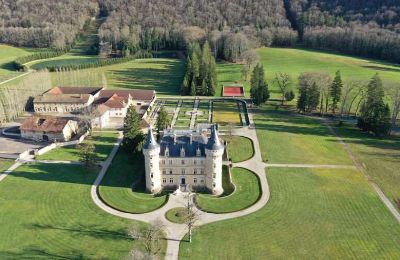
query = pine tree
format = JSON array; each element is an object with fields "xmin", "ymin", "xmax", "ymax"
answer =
[
  {"xmin": 357, "ymin": 74, "xmax": 391, "ymax": 136},
  {"xmin": 123, "ymin": 105, "xmax": 145, "ymax": 153},
  {"xmin": 156, "ymin": 106, "xmax": 169, "ymax": 135},
  {"xmin": 190, "ymin": 80, "xmax": 196, "ymax": 96},
  {"xmin": 330, "ymin": 70, "xmax": 343, "ymax": 114},
  {"xmin": 250, "ymin": 64, "xmax": 269, "ymax": 105}
]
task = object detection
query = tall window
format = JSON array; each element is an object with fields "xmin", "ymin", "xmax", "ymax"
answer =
[
  {"xmin": 162, "ymin": 178, "xmax": 166, "ymax": 183},
  {"xmin": 181, "ymin": 160, "xmax": 185, "ymax": 165},
  {"xmin": 181, "ymin": 169, "xmax": 185, "ymax": 175},
  {"xmin": 169, "ymin": 178, "xmax": 174, "ymax": 183},
  {"xmin": 193, "ymin": 178, "xmax": 197, "ymax": 184}
]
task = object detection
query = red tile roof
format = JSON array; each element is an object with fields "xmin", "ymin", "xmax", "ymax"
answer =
[
  {"xmin": 34, "ymin": 94, "xmax": 91, "ymax": 104},
  {"xmin": 20, "ymin": 116, "xmax": 72, "ymax": 133},
  {"xmin": 99, "ymin": 89, "xmax": 155, "ymax": 101},
  {"xmin": 46, "ymin": 86, "xmax": 103, "ymax": 95}
]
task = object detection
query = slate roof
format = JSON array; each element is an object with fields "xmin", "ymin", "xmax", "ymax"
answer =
[
  {"xmin": 20, "ymin": 116, "xmax": 72, "ymax": 133},
  {"xmin": 206, "ymin": 125, "xmax": 224, "ymax": 150},
  {"xmin": 143, "ymin": 128, "xmax": 160, "ymax": 149}
]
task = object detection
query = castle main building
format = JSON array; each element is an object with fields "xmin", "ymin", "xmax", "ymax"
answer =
[{"xmin": 143, "ymin": 125, "xmax": 225, "ymax": 195}]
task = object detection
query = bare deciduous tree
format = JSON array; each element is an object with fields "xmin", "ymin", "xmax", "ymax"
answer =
[
  {"xmin": 128, "ymin": 220, "xmax": 165, "ymax": 258},
  {"xmin": 274, "ymin": 72, "xmax": 291, "ymax": 105}
]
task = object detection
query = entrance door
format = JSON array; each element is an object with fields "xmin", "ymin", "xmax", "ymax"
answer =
[
  {"xmin": 181, "ymin": 178, "xmax": 186, "ymax": 185},
  {"xmin": 42, "ymin": 135, "xmax": 49, "ymax": 141}
]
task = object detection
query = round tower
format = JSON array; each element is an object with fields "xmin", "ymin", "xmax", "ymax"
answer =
[
  {"xmin": 205, "ymin": 125, "xmax": 225, "ymax": 195},
  {"xmin": 142, "ymin": 128, "xmax": 161, "ymax": 193}
]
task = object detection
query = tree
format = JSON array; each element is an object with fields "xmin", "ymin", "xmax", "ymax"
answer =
[
  {"xmin": 386, "ymin": 84, "xmax": 400, "ymax": 128},
  {"xmin": 297, "ymin": 74, "xmax": 320, "ymax": 113},
  {"xmin": 274, "ymin": 72, "xmax": 291, "ymax": 105},
  {"xmin": 284, "ymin": 90, "xmax": 295, "ymax": 102},
  {"xmin": 250, "ymin": 64, "xmax": 269, "ymax": 105},
  {"xmin": 240, "ymin": 50, "xmax": 259, "ymax": 82},
  {"xmin": 78, "ymin": 142, "xmax": 97, "ymax": 168},
  {"xmin": 156, "ymin": 106, "xmax": 169, "ymax": 135},
  {"xmin": 127, "ymin": 220, "xmax": 165, "ymax": 258},
  {"xmin": 357, "ymin": 74, "xmax": 391, "ymax": 136},
  {"xmin": 123, "ymin": 105, "xmax": 145, "ymax": 153},
  {"xmin": 184, "ymin": 193, "xmax": 200, "ymax": 243},
  {"xmin": 330, "ymin": 70, "xmax": 343, "ymax": 114}
]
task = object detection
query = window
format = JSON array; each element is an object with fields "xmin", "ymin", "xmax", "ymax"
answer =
[
  {"xmin": 150, "ymin": 156, "xmax": 153, "ymax": 160},
  {"xmin": 193, "ymin": 178, "xmax": 197, "ymax": 184},
  {"xmin": 162, "ymin": 160, "xmax": 165, "ymax": 165},
  {"xmin": 169, "ymin": 160, "xmax": 172, "ymax": 165},
  {"xmin": 213, "ymin": 163, "xmax": 216, "ymax": 169},
  {"xmin": 181, "ymin": 160, "xmax": 185, "ymax": 165},
  {"xmin": 151, "ymin": 182, "xmax": 154, "ymax": 187},
  {"xmin": 165, "ymin": 149, "xmax": 170, "ymax": 157},
  {"xmin": 150, "ymin": 173, "xmax": 153, "ymax": 178},
  {"xmin": 150, "ymin": 163, "xmax": 153, "ymax": 168},
  {"xmin": 193, "ymin": 169, "xmax": 197, "ymax": 175},
  {"xmin": 162, "ymin": 178, "xmax": 166, "ymax": 183},
  {"xmin": 181, "ymin": 169, "xmax": 185, "ymax": 175},
  {"xmin": 169, "ymin": 178, "xmax": 174, "ymax": 184},
  {"xmin": 201, "ymin": 179, "xmax": 204, "ymax": 183},
  {"xmin": 162, "ymin": 169, "xmax": 166, "ymax": 175},
  {"xmin": 213, "ymin": 182, "xmax": 216, "ymax": 188},
  {"xmin": 169, "ymin": 169, "xmax": 173, "ymax": 174},
  {"xmin": 194, "ymin": 160, "xmax": 197, "ymax": 165},
  {"xmin": 213, "ymin": 173, "xmax": 216, "ymax": 178},
  {"xmin": 201, "ymin": 169, "xmax": 204, "ymax": 175}
]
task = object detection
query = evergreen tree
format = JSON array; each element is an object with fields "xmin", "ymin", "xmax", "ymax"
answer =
[
  {"xmin": 250, "ymin": 64, "xmax": 269, "ymax": 105},
  {"xmin": 190, "ymin": 80, "xmax": 196, "ymax": 96},
  {"xmin": 330, "ymin": 70, "xmax": 343, "ymax": 114},
  {"xmin": 156, "ymin": 106, "xmax": 169, "ymax": 135},
  {"xmin": 357, "ymin": 74, "xmax": 391, "ymax": 136},
  {"xmin": 308, "ymin": 82, "xmax": 320, "ymax": 112},
  {"xmin": 122, "ymin": 105, "xmax": 145, "ymax": 153},
  {"xmin": 78, "ymin": 142, "xmax": 97, "ymax": 168}
]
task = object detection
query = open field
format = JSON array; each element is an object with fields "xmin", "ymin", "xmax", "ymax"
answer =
[
  {"xmin": 212, "ymin": 101, "xmax": 241, "ymax": 126},
  {"xmin": 333, "ymin": 123, "xmax": 400, "ymax": 203},
  {"xmin": 0, "ymin": 44, "xmax": 30, "ymax": 82},
  {"xmin": 36, "ymin": 131, "xmax": 118, "ymax": 161},
  {"xmin": 0, "ymin": 163, "xmax": 152, "ymax": 258},
  {"xmin": 50, "ymin": 58, "xmax": 185, "ymax": 96},
  {"xmin": 226, "ymin": 136, "xmax": 254, "ymax": 163},
  {"xmin": 255, "ymin": 106, "xmax": 352, "ymax": 165},
  {"xmin": 99, "ymin": 150, "xmax": 168, "ymax": 213},
  {"xmin": 217, "ymin": 47, "xmax": 400, "ymax": 99},
  {"xmin": 181, "ymin": 168, "xmax": 400, "ymax": 259},
  {"xmin": 196, "ymin": 168, "xmax": 260, "ymax": 213},
  {"xmin": 0, "ymin": 159, "xmax": 14, "ymax": 173}
]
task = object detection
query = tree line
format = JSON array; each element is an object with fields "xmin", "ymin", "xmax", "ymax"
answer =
[{"xmin": 0, "ymin": 0, "xmax": 98, "ymax": 49}]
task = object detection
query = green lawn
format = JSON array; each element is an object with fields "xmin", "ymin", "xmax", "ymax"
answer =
[
  {"xmin": 255, "ymin": 106, "xmax": 352, "ymax": 165},
  {"xmin": 212, "ymin": 101, "xmax": 241, "ymax": 126},
  {"xmin": 36, "ymin": 131, "xmax": 118, "ymax": 161},
  {"xmin": 98, "ymin": 149, "xmax": 168, "ymax": 213},
  {"xmin": 50, "ymin": 58, "xmax": 185, "ymax": 96},
  {"xmin": 165, "ymin": 208, "xmax": 187, "ymax": 224},
  {"xmin": 0, "ymin": 44, "xmax": 30, "ymax": 82},
  {"xmin": 181, "ymin": 168, "xmax": 400, "ymax": 259},
  {"xmin": 0, "ymin": 159, "xmax": 14, "ymax": 173},
  {"xmin": 195, "ymin": 168, "xmax": 260, "ymax": 213},
  {"xmin": 226, "ymin": 136, "xmax": 254, "ymax": 162},
  {"xmin": 30, "ymin": 55, "xmax": 102, "ymax": 70},
  {"xmin": 0, "ymin": 163, "xmax": 155, "ymax": 258},
  {"xmin": 333, "ymin": 123, "xmax": 400, "ymax": 203},
  {"xmin": 217, "ymin": 47, "xmax": 400, "ymax": 99}
]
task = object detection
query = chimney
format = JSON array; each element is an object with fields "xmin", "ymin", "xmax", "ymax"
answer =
[{"xmin": 189, "ymin": 133, "xmax": 193, "ymax": 144}]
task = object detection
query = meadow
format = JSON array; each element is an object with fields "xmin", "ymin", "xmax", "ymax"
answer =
[
  {"xmin": 0, "ymin": 44, "xmax": 30, "ymax": 82},
  {"xmin": 216, "ymin": 47, "xmax": 400, "ymax": 99},
  {"xmin": 0, "ymin": 163, "xmax": 152, "ymax": 258},
  {"xmin": 99, "ymin": 150, "xmax": 168, "ymax": 213},
  {"xmin": 36, "ymin": 131, "xmax": 119, "ymax": 161},
  {"xmin": 181, "ymin": 168, "xmax": 400, "ymax": 259}
]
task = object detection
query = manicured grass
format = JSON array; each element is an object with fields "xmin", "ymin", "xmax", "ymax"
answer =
[
  {"xmin": 181, "ymin": 168, "xmax": 400, "ymax": 259},
  {"xmin": 36, "ymin": 131, "xmax": 118, "ymax": 161},
  {"xmin": 0, "ymin": 163, "xmax": 155, "ymax": 258},
  {"xmin": 333, "ymin": 123, "xmax": 400, "ymax": 203},
  {"xmin": 195, "ymin": 168, "xmax": 260, "ymax": 213},
  {"xmin": 0, "ymin": 159, "xmax": 14, "ymax": 173},
  {"xmin": 212, "ymin": 101, "xmax": 241, "ymax": 126},
  {"xmin": 217, "ymin": 47, "xmax": 400, "ymax": 99},
  {"xmin": 226, "ymin": 136, "xmax": 254, "ymax": 162},
  {"xmin": 98, "ymin": 150, "xmax": 168, "ymax": 213},
  {"xmin": 255, "ymin": 106, "xmax": 352, "ymax": 165},
  {"xmin": 50, "ymin": 58, "xmax": 185, "ymax": 96},
  {"xmin": 0, "ymin": 44, "xmax": 30, "ymax": 82},
  {"xmin": 165, "ymin": 208, "xmax": 187, "ymax": 224}
]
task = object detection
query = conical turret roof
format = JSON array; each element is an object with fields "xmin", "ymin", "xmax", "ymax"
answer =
[
  {"xmin": 206, "ymin": 124, "xmax": 224, "ymax": 150},
  {"xmin": 143, "ymin": 127, "xmax": 159, "ymax": 149}
]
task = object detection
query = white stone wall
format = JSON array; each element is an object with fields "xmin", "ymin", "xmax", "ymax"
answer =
[
  {"xmin": 91, "ymin": 111, "xmax": 110, "ymax": 129},
  {"xmin": 143, "ymin": 146, "xmax": 162, "ymax": 193},
  {"xmin": 205, "ymin": 148, "xmax": 224, "ymax": 195}
]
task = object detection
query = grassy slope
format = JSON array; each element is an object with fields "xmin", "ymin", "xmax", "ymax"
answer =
[
  {"xmin": 196, "ymin": 168, "xmax": 260, "ymax": 213},
  {"xmin": 216, "ymin": 47, "xmax": 400, "ymax": 99},
  {"xmin": 226, "ymin": 136, "xmax": 254, "ymax": 163},
  {"xmin": 50, "ymin": 58, "xmax": 185, "ymax": 96},
  {"xmin": 0, "ymin": 159, "xmax": 14, "ymax": 173},
  {"xmin": 181, "ymin": 168, "xmax": 400, "ymax": 259},
  {"xmin": 255, "ymin": 106, "xmax": 352, "ymax": 164},
  {"xmin": 37, "ymin": 131, "xmax": 118, "ymax": 161},
  {"xmin": 99, "ymin": 150, "xmax": 168, "ymax": 213},
  {"xmin": 0, "ymin": 163, "xmax": 153, "ymax": 258},
  {"xmin": 0, "ymin": 44, "xmax": 29, "ymax": 82},
  {"xmin": 333, "ymin": 123, "xmax": 400, "ymax": 203}
]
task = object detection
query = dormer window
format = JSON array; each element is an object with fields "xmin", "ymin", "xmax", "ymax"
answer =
[
  {"xmin": 165, "ymin": 147, "xmax": 169, "ymax": 157},
  {"xmin": 196, "ymin": 147, "xmax": 201, "ymax": 157},
  {"xmin": 180, "ymin": 147, "xmax": 185, "ymax": 157}
]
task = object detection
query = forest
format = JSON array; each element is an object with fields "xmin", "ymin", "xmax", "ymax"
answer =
[{"xmin": 0, "ymin": 0, "xmax": 400, "ymax": 63}]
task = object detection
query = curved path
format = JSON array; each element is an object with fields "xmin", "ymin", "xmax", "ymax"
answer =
[{"xmin": 90, "ymin": 114, "xmax": 271, "ymax": 260}]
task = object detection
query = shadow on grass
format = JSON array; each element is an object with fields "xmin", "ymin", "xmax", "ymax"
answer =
[{"xmin": 0, "ymin": 247, "xmax": 85, "ymax": 259}]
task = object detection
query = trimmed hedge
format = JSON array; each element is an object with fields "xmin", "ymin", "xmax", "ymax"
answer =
[
  {"xmin": 42, "ymin": 57, "xmax": 135, "ymax": 72},
  {"xmin": 13, "ymin": 51, "xmax": 66, "ymax": 71}
]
